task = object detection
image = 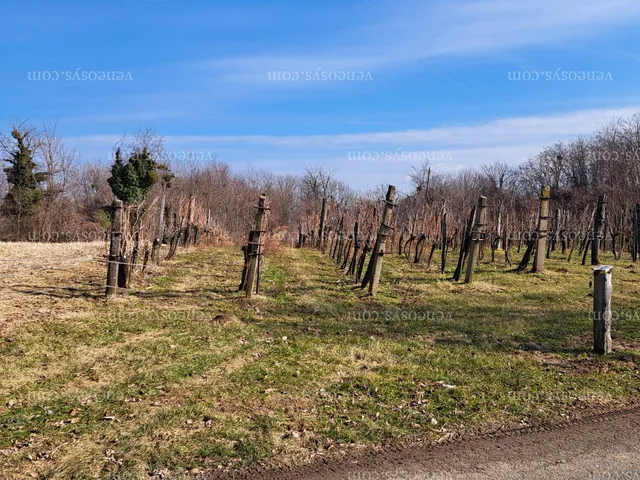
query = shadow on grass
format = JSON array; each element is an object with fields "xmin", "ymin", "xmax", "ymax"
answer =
[
  {"xmin": 6, "ymin": 284, "xmax": 103, "ymax": 300},
  {"xmin": 253, "ymin": 297, "xmax": 636, "ymax": 361}
]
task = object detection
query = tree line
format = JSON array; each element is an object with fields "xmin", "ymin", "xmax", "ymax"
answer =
[{"xmin": 2, "ymin": 114, "xmax": 640, "ymax": 262}]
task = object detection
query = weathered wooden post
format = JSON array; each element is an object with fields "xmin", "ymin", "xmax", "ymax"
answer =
[
  {"xmin": 580, "ymin": 208, "xmax": 595, "ymax": 266},
  {"xmin": 504, "ymin": 226, "xmax": 512, "ymax": 267},
  {"xmin": 152, "ymin": 193, "xmax": 166, "ymax": 264},
  {"xmin": 183, "ymin": 195, "xmax": 194, "ymax": 245},
  {"xmin": 550, "ymin": 207, "xmax": 560, "ymax": 253},
  {"xmin": 631, "ymin": 210, "xmax": 637, "ymax": 262},
  {"xmin": 193, "ymin": 225, "xmax": 200, "ymax": 245},
  {"xmin": 296, "ymin": 225, "xmax": 303, "ymax": 248},
  {"xmin": 398, "ymin": 227, "xmax": 406, "ymax": 256},
  {"xmin": 333, "ymin": 231, "xmax": 342, "ymax": 262},
  {"xmin": 337, "ymin": 232, "xmax": 346, "ymax": 264},
  {"xmin": 593, "ymin": 265, "xmax": 613, "ymax": 354},
  {"xmin": 327, "ymin": 229, "xmax": 335, "ymax": 255},
  {"xmin": 356, "ymin": 233, "xmax": 371, "ymax": 283},
  {"xmin": 368, "ymin": 185, "xmax": 396, "ymax": 296},
  {"xmin": 591, "ymin": 194, "xmax": 606, "ymax": 265},
  {"xmin": 166, "ymin": 216, "xmax": 184, "ymax": 261},
  {"xmin": 245, "ymin": 195, "xmax": 267, "ymax": 298},
  {"xmin": 238, "ymin": 245, "xmax": 249, "ymax": 291},
  {"xmin": 440, "ymin": 201, "xmax": 447, "ymax": 273},
  {"xmin": 341, "ymin": 234, "xmax": 352, "ymax": 269},
  {"xmin": 454, "ymin": 206, "xmax": 475, "ymax": 281},
  {"xmin": 532, "ymin": 185, "xmax": 550, "ymax": 273},
  {"xmin": 256, "ymin": 229, "xmax": 264, "ymax": 294},
  {"xmin": 348, "ymin": 222, "xmax": 359, "ymax": 275},
  {"xmin": 322, "ymin": 227, "xmax": 331, "ymax": 254},
  {"xmin": 106, "ymin": 199, "xmax": 123, "ymax": 298},
  {"xmin": 633, "ymin": 203, "xmax": 640, "ymax": 261},
  {"xmin": 464, "ymin": 196, "xmax": 487, "ymax": 284},
  {"xmin": 415, "ymin": 233, "xmax": 426, "ymax": 264},
  {"xmin": 318, "ymin": 197, "xmax": 326, "ymax": 250}
]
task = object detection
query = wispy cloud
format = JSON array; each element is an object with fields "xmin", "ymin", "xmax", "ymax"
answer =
[
  {"xmin": 43, "ymin": 0, "xmax": 640, "ymax": 127},
  {"xmin": 148, "ymin": 106, "xmax": 639, "ymax": 148},
  {"xmin": 199, "ymin": 0, "xmax": 640, "ymax": 86},
  {"xmin": 67, "ymin": 105, "xmax": 640, "ymax": 189}
]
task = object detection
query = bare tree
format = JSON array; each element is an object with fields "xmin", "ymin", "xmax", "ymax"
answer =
[
  {"xmin": 300, "ymin": 164, "xmax": 338, "ymax": 200},
  {"xmin": 481, "ymin": 161, "xmax": 516, "ymax": 249},
  {"xmin": 37, "ymin": 121, "xmax": 78, "ymax": 234}
]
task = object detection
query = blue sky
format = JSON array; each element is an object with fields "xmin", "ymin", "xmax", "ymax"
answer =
[{"xmin": 3, "ymin": 0, "xmax": 640, "ymax": 190}]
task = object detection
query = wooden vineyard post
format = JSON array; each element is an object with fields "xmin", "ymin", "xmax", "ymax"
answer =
[
  {"xmin": 333, "ymin": 231, "xmax": 342, "ymax": 262},
  {"xmin": 238, "ymin": 245, "xmax": 249, "ymax": 291},
  {"xmin": 347, "ymin": 222, "xmax": 359, "ymax": 275},
  {"xmin": 591, "ymin": 194, "xmax": 606, "ymax": 266},
  {"xmin": 244, "ymin": 195, "xmax": 268, "ymax": 298},
  {"xmin": 106, "ymin": 199, "xmax": 123, "ymax": 298},
  {"xmin": 633, "ymin": 203, "xmax": 640, "ymax": 262},
  {"xmin": 593, "ymin": 265, "xmax": 613, "ymax": 354},
  {"xmin": 296, "ymin": 225, "xmax": 302, "ymax": 248},
  {"xmin": 504, "ymin": 224, "xmax": 512, "ymax": 267},
  {"xmin": 356, "ymin": 234, "xmax": 371, "ymax": 283},
  {"xmin": 256, "ymin": 228, "xmax": 264, "ymax": 294},
  {"xmin": 632, "ymin": 208, "xmax": 637, "ymax": 262},
  {"xmin": 441, "ymin": 201, "xmax": 447, "ymax": 273},
  {"xmin": 158, "ymin": 193, "xmax": 166, "ymax": 247},
  {"xmin": 550, "ymin": 207, "xmax": 560, "ymax": 254},
  {"xmin": 322, "ymin": 227, "xmax": 331, "ymax": 254},
  {"xmin": 581, "ymin": 206, "xmax": 596, "ymax": 266},
  {"xmin": 166, "ymin": 216, "xmax": 184, "ymax": 261},
  {"xmin": 464, "ymin": 196, "xmax": 487, "ymax": 284},
  {"xmin": 341, "ymin": 235, "xmax": 352, "ymax": 269},
  {"xmin": 368, "ymin": 185, "xmax": 396, "ymax": 296},
  {"xmin": 532, "ymin": 185, "xmax": 550, "ymax": 273},
  {"xmin": 182, "ymin": 195, "xmax": 196, "ymax": 246},
  {"xmin": 454, "ymin": 206, "xmax": 476, "ymax": 281},
  {"xmin": 152, "ymin": 193, "xmax": 166, "ymax": 264},
  {"xmin": 318, "ymin": 197, "xmax": 326, "ymax": 250}
]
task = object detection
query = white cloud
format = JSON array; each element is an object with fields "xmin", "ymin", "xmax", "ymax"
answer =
[
  {"xmin": 150, "ymin": 106, "xmax": 638, "ymax": 148},
  {"xmin": 67, "ymin": 105, "xmax": 640, "ymax": 189},
  {"xmin": 201, "ymin": 0, "xmax": 640, "ymax": 84}
]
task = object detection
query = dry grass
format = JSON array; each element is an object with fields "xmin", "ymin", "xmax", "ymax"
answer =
[
  {"xmin": 0, "ymin": 243, "xmax": 639, "ymax": 479},
  {"xmin": 0, "ymin": 242, "xmax": 106, "ymax": 335}
]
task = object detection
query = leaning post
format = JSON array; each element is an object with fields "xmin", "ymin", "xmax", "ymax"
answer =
[
  {"xmin": 245, "ymin": 195, "xmax": 268, "ymax": 298},
  {"xmin": 593, "ymin": 265, "xmax": 613, "ymax": 354},
  {"xmin": 318, "ymin": 197, "xmax": 326, "ymax": 250},
  {"xmin": 106, "ymin": 199, "xmax": 124, "ymax": 298},
  {"xmin": 369, "ymin": 185, "xmax": 397, "ymax": 296},
  {"xmin": 464, "ymin": 196, "xmax": 487, "ymax": 284},
  {"xmin": 532, "ymin": 185, "xmax": 550, "ymax": 273},
  {"xmin": 440, "ymin": 200, "xmax": 447, "ymax": 273},
  {"xmin": 635, "ymin": 203, "xmax": 640, "ymax": 261},
  {"xmin": 453, "ymin": 205, "xmax": 475, "ymax": 281}
]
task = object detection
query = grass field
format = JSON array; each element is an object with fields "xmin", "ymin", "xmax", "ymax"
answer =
[{"xmin": 1, "ymin": 242, "xmax": 639, "ymax": 479}]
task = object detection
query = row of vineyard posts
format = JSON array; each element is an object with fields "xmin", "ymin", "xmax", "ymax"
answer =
[
  {"xmin": 295, "ymin": 184, "xmax": 630, "ymax": 354},
  {"xmin": 304, "ymin": 186, "xmax": 492, "ymax": 292},
  {"xmin": 104, "ymin": 185, "xmax": 629, "ymax": 354},
  {"xmin": 105, "ymin": 193, "xmax": 215, "ymax": 297}
]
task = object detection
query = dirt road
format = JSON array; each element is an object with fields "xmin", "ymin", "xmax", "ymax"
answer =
[{"xmin": 207, "ymin": 407, "xmax": 640, "ymax": 480}]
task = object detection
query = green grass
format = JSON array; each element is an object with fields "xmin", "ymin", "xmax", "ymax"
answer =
[{"xmin": 1, "ymin": 244, "xmax": 639, "ymax": 478}]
